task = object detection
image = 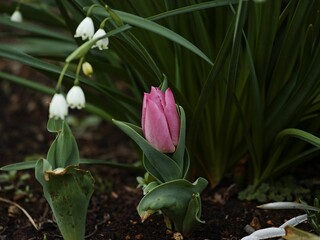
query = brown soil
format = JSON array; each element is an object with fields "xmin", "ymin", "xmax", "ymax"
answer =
[{"xmin": 0, "ymin": 65, "xmax": 316, "ymax": 240}]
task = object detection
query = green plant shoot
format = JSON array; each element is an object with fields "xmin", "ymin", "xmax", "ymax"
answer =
[{"xmin": 113, "ymin": 85, "xmax": 208, "ymax": 236}]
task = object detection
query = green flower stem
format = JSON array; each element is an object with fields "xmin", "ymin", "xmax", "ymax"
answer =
[
  {"xmin": 75, "ymin": 57, "xmax": 85, "ymax": 85},
  {"xmin": 100, "ymin": 17, "xmax": 110, "ymax": 29},
  {"xmin": 55, "ymin": 62, "xmax": 69, "ymax": 92},
  {"xmin": 87, "ymin": 4, "xmax": 101, "ymax": 17}
]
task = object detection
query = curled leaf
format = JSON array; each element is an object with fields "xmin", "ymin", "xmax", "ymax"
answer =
[{"xmin": 137, "ymin": 177, "xmax": 208, "ymax": 236}]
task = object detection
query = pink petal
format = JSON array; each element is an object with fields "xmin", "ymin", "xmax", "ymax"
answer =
[
  {"xmin": 144, "ymin": 100, "xmax": 175, "ymax": 153},
  {"xmin": 164, "ymin": 89, "xmax": 180, "ymax": 146},
  {"xmin": 149, "ymin": 87, "xmax": 165, "ymax": 109},
  {"xmin": 141, "ymin": 93, "xmax": 148, "ymax": 134}
]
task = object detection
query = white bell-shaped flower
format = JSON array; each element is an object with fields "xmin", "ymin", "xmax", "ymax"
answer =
[
  {"xmin": 74, "ymin": 17, "xmax": 95, "ymax": 40},
  {"xmin": 66, "ymin": 86, "xmax": 86, "ymax": 109},
  {"xmin": 92, "ymin": 29, "xmax": 109, "ymax": 50},
  {"xmin": 49, "ymin": 94, "xmax": 68, "ymax": 120},
  {"xmin": 10, "ymin": 10, "xmax": 23, "ymax": 22}
]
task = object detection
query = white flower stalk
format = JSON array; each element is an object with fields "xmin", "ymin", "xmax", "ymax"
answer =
[
  {"xmin": 10, "ymin": 10, "xmax": 23, "ymax": 22},
  {"xmin": 66, "ymin": 86, "xmax": 86, "ymax": 109},
  {"xmin": 49, "ymin": 94, "xmax": 68, "ymax": 120},
  {"xmin": 74, "ymin": 17, "xmax": 95, "ymax": 40},
  {"xmin": 92, "ymin": 29, "xmax": 109, "ymax": 50}
]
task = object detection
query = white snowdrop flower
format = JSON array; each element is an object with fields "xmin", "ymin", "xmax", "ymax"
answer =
[
  {"xmin": 74, "ymin": 17, "xmax": 95, "ymax": 40},
  {"xmin": 66, "ymin": 86, "xmax": 86, "ymax": 109},
  {"xmin": 49, "ymin": 94, "xmax": 68, "ymax": 120},
  {"xmin": 92, "ymin": 28, "xmax": 109, "ymax": 50},
  {"xmin": 10, "ymin": 10, "xmax": 23, "ymax": 22}
]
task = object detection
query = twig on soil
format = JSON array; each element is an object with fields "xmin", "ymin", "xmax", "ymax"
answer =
[
  {"xmin": 85, "ymin": 214, "xmax": 109, "ymax": 239},
  {"xmin": 0, "ymin": 197, "xmax": 38, "ymax": 230}
]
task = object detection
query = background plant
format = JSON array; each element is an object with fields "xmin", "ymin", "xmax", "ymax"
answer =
[{"xmin": 1, "ymin": 0, "xmax": 320, "ymax": 191}]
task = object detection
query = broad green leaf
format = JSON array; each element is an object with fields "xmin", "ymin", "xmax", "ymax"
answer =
[
  {"xmin": 47, "ymin": 121, "xmax": 80, "ymax": 169},
  {"xmin": 112, "ymin": 120, "xmax": 182, "ymax": 182},
  {"xmin": 172, "ymin": 106, "xmax": 189, "ymax": 177},
  {"xmin": 0, "ymin": 158, "xmax": 142, "ymax": 172},
  {"xmin": 137, "ymin": 177, "xmax": 208, "ymax": 235},
  {"xmin": 35, "ymin": 161, "xmax": 94, "ymax": 240}
]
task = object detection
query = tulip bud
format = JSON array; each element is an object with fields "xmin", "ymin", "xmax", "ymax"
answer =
[{"xmin": 142, "ymin": 87, "xmax": 180, "ymax": 153}]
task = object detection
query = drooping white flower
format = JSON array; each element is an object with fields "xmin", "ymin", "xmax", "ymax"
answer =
[
  {"xmin": 92, "ymin": 28, "xmax": 109, "ymax": 50},
  {"xmin": 49, "ymin": 94, "xmax": 68, "ymax": 120},
  {"xmin": 66, "ymin": 86, "xmax": 86, "ymax": 109},
  {"xmin": 74, "ymin": 17, "xmax": 95, "ymax": 40},
  {"xmin": 10, "ymin": 10, "xmax": 23, "ymax": 22}
]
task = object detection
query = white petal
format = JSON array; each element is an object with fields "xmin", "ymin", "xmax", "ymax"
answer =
[
  {"xmin": 92, "ymin": 29, "xmax": 109, "ymax": 50},
  {"xmin": 66, "ymin": 86, "xmax": 86, "ymax": 109},
  {"xmin": 10, "ymin": 10, "xmax": 23, "ymax": 22},
  {"xmin": 49, "ymin": 94, "xmax": 68, "ymax": 120},
  {"xmin": 74, "ymin": 17, "xmax": 95, "ymax": 40}
]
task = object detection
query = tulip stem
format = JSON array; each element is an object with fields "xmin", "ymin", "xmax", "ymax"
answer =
[
  {"xmin": 56, "ymin": 62, "xmax": 70, "ymax": 92},
  {"xmin": 75, "ymin": 57, "xmax": 85, "ymax": 85}
]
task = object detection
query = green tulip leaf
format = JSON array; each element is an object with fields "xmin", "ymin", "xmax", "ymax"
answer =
[
  {"xmin": 47, "ymin": 120, "xmax": 80, "ymax": 169},
  {"xmin": 0, "ymin": 160, "xmax": 38, "ymax": 171},
  {"xmin": 112, "ymin": 119, "xmax": 182, "ymax": 182},
  {"xmin": 172, "ymin": 106, "xmax": 189, "ymax": 177},
  {"xmin": 137, "ymin": 177, "xmax": 208, "ymax": 235},
  {"xmin": 35, "ymin": 160, "xmax": 94, "ymax": 240},
  {"xmin": 182, "ymin": 192, "xmax": 205, "ymax": 236}
]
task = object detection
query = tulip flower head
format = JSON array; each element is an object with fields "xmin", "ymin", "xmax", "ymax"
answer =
[
  {"xmin": 92, "ymin": 28, "xmax": 109, "ymax": 50},
  {"xmin": 142, "ymin": 87, "xmax": 180, "ymax": 153},
  {"xmin": 66, "ymin": 86, "xmax": 86, "ymax": 109},
  {"xmin": 74, "ymin": 17, "xmax": 95, "ymax": 40},
  {"xmin": 10, "ymin": 10, "xmax": 23, "ymax": 22},
  {"xmin": 49, "ymin": 93, "xmax": 68, "ymax": 120}
]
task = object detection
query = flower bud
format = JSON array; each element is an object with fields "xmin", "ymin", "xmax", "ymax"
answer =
[
  {"xmin": 74, "ymin": 17, "xmax": 95, "ymax": 41},
  {"xmin": 82, "ymin": 61, "xmax": 93, "ymax": 77},
  {"xmin": 49, "ymin": 94, "xmax": 68, "ymax": 120},
  {"xmin": 142, "ymin": 87, "xmax": 180, "ymax": 153},
  {"xmin": 66, "ymin": 86, "xmax": 86, "ymax": 109},
  {"xmin": 10, "ymin": 10, "xmax": 23, "ymax": 22}
]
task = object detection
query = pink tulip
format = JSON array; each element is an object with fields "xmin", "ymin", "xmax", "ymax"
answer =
[{"xmin": 142, "ymin": 87, "xmax": 180, "ymax": 153}]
